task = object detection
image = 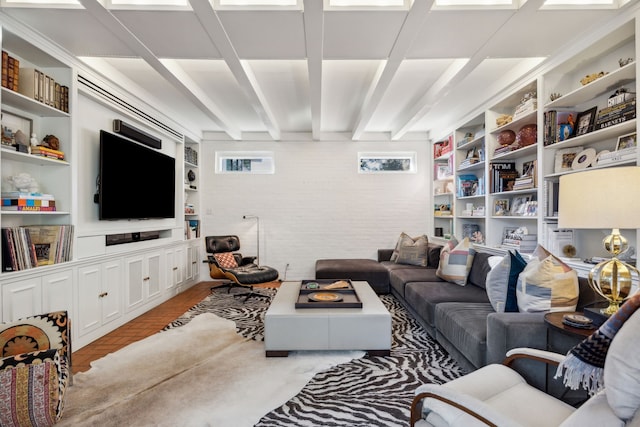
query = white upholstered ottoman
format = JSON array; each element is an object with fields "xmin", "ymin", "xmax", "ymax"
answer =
[{"xmin": 264, "ymin": 281, "xmax": 392, "ymax": 357}]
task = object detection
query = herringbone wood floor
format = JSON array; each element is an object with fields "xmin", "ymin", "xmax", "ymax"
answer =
[{"xmin": 72, "ymin": 280, "xmax": 279, "ymax": 374}]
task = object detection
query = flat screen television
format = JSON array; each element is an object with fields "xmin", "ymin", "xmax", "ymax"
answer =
[{"xmin": 99, "ymin": 129, "xmax": 176, "ymax": 220}]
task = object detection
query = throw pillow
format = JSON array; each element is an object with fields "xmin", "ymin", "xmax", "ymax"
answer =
[
  {"xmin": 486, "ymin": 250, "xmax": 528, "ymax": 312},
  {"xmin": 213, "ymin": 252, "xmax": 238, "ymax": 269},
  {"xmin": 516, "ymin": 246, "xmax": 579, "ymax": 312},
  {"xmin": 395, "ymin": 235, "xmax": 429, "ymax": 267},
  {"xmin": 0, "ymin": 349, "xmax": 64, "ymax": 426},
  {"xmin": 603, "ymin": 306, "xmax": 640, "ymax": 420},
  {"xmin": 436, "ymin": 237, "xmax": 476, "ymax": 286},
  {"xmin": 391, "ymin": 233, "xmax": 428, "ymax": 262}
]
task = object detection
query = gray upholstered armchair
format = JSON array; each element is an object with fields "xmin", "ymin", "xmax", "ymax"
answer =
[{"xmin": 205, "ymin": 235, "xmax": 279, "ymax": 301}]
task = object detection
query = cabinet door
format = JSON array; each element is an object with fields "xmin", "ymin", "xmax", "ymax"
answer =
[
  {"xmin": 124, "ymin": 255, "xmax": 145, "ymax": 312},
  {"xmin": 2, "ymin": 277, "xmax": 42, "ymax": 321},
  {"xmin": 76, "ymin": 264, "xmax": 103, "ymax": 335},
  {"xmin": 175, "ymin": 246, "xmax": 185, "ymax": 284},
  {"xmin": 42, "ymin": 269, "xmax": 73, "ymax": 314},
  {"xmin": 146, "ymin": 251, "xmax": 162, "ymax": 301},
  {"xmin": 102, "ymin": 260, "xmax": 122, "ymax": 325},
  {"xmin": 189, "ymin": 243, "xmax": 200, "ymax": 282}
]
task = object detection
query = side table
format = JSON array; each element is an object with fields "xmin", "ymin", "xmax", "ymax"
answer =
[{"xmin": 544, "ymin": 312, "xmax": 595, "ymax": 406}]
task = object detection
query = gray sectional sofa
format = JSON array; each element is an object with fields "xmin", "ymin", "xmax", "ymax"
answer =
[{"xmin": 315, "ymin": 242, "xmax": 603, "ymax": 380}]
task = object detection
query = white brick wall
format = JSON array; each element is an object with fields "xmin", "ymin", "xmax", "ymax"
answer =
[{"xmin": 200, "ymin": 139, "xmax": 430, "ymax": 280}]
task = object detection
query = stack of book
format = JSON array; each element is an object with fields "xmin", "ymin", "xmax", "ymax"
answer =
[
  {"xmin": 30, "ymin": 145, "xmax": 65, "ymax": 160},
  {"xmin": 594, "ymin": 99, "xmax": 636, "ymax": 131},
  {"xmin": 501, "ymin": 232, "xmax": 538, "ymax": 252},
  {"xmin": 1, "ymin": 192, "xmax": 56, "ymax": 212},
  {"xmin": 493, "ymin": 144, "xmax": 513, "ymax": 156},
  {"xmin": 1, "ymin": 225, "xmax": 73, "ymax": 271},
  {"xmin": 597, "ymin": 146, "xmax": 637, "ymax": 165},
  {"xmin": 543, "ymin": 110, "xmax": 576, "ymax": 146},
  {"xmin": 512, "ymin": 176, "xmax": 535, "ymax": 190},
  {"xmin": 513, "ymin": 98, "xmax": 537, "ymax": 120}
]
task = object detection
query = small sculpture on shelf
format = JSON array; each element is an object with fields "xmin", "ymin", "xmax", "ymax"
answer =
[
  {"xmin": 580, "ymin": 71, "xmax": 607, "ymax": 86},
  {"xmin": 13, "ymin": 130, "xmax": 29, "ymax": 153},
  {"xmin": 42, "ymin": 134, "xmax": 60, "ymax": 150},
  {"xmin": 549, "ymin": 92, "xmax": 562, "ymax": 101},
  {"xmin": 495, "ymin": 114, "xmax": 512, "ymax": 127},
  {"xmin": 619, "ymin": 57, "xmax": 633, "ymax": 67},
  {"xmin": 9, "ymin": 172, "xmax": 40, "ymax": 193},
  {"xmin": 30, "ymin": 133, "xmax": 38, "ymax": 147}
]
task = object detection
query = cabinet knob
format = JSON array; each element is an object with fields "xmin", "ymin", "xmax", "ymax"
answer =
[
  {"xmin": 143, "ymin": 276, "xmax": 150, "ymax": 281},
  {"xmin": 99, "ymin": 292, "xmax": 108, "ymax": 298},
  {"xmin": 173, "ymin": 267, "xmax": 178, "ymax": 271}
]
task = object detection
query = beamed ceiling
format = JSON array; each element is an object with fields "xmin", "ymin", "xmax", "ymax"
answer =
[{"xmin": 0, "ymin": 0, "xmax": 637, "ymax": 141}]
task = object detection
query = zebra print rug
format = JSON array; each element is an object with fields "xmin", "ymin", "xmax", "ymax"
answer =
[{"xmin": 166, "ymin": 285, "xmax": 464, "ymax": 426}]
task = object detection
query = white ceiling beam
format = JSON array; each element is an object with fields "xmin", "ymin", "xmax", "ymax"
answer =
[
  {"xmin": 77, "ymin": 0, "xmax": 242, "ymax": 140},
  {"xmin": 351, "ymin": 0, "xmax": 434, "ymax": 141},
  {"xmin": 303, "ymin": 0, "xmax": 324, "ymax": 140},
  {"xmin": 391, "ymin": 0, "xmax": 547, "ymax": 140},
  {"xmin": 189, "ymin": 0, "xmax": 282, "ymax": 141}
]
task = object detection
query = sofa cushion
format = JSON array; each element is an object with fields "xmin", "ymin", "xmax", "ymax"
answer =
[
  {"xmin": 436, "ymin": 238, "xmax": 476, "ymax": 286},
  {"xmin": 435, "ymin": 302, "xmax": 495, "ymax": 368},
  {"xmin": 387, "ymin": 265, "xmax": 443, "ymax": 298},
  {"xmin": 486, "ymin": 251, "xmax": 528, "ymax": 312},
  {"xmin": 516, "ymin": 251, "xmax": 579, "ymax": 313},
  {"xmin": 404, "ymin": 280, "xmax": 489, "ymax": 329},
  {"xmin": 427, "ymin": 243, "xmax": 443, "ymax": 268}
]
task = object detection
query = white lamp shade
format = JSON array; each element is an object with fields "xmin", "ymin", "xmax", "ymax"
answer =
[{"xmin": 558, "ymin": 166, "xmax": 640, "ymax": 229}]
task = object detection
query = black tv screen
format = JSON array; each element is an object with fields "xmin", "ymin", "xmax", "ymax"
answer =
[{"xmin": 99, "ymin": 130, "xmax": 175, "ymax": 220}]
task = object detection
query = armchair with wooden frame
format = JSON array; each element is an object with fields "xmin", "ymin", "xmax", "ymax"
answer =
[
  {"xmin": 410, "ymin": 306, "xmax": 640, "ymax": 427},
  {"xmin": 205, "ymin": 235, "xmax": 279, "ymax": 301}
]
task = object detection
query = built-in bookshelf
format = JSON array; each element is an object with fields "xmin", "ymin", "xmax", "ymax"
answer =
[
  {"xmin": 0, "ymin": 26, "xmax": 73, "ymax": 271},
  {"xmin": 432, "ymin": 135, "xmax": 454, "ymax": 238},
  {"xmin": 430, "ymin": 16, "xmax": 638, "ymax": 267},
  {"xmin": 184, "ymin": 137, "xmax": 200, "ymax": 237}
]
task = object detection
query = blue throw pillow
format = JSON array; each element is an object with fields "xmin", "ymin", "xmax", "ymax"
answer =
[{"xmin": 505, "ymin": 250, "xmax": 527, "ymax": 312}]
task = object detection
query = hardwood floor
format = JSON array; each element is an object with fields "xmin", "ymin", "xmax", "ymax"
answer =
[{"xmin": 71, "ymin": 280, "xmax": 280, "ymax": 374}]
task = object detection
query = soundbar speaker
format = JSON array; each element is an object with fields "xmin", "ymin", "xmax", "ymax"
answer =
[{"xmin": 113, "ymin": 119, "xmax": 161, "ymax": 149}]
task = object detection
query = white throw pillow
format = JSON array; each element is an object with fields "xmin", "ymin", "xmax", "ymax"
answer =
[{"xmin": 604, "ymin": 308, "xmax": 640, "ymax": 421}]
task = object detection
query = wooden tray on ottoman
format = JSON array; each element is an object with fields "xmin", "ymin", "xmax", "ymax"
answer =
[{"xmin": 296, "ymin": 279, "xmax": 363, "ymax": 308}]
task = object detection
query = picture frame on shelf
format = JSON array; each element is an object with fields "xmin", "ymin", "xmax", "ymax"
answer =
[
  {"xmin": 494, "ymin": 199, "xmax": 510, "ymax": 216},
  {"xmin": 522, "ymin": 160, "xmax": 536, "ymax": 177},
  {"xmin": 435, "ymin": 163, "xmax": 451, "ymax": 180},
  {"xmin": 502, "ymin": 226, "xmax": 520, "ymax": 243},
  {"xmin": 616, "ymin": 132, "xmax": 637, "ymax": 150},
  {"xmin": 574, "ymin": 106, "xmax": 597, "ymax": 136},
  {"xmin": 554, "ymin": 146, "xmax": 583, "ymax": 173},
  {"xmin": 1, "ymin": 111, "xmax": 33, "ymax": 150},
  {"xmin": 510, "ymin": 195, "xmax": 532, "ymax": 216}
]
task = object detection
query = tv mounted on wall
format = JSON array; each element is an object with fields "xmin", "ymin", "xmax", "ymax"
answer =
[{"xmin": 98, "ymin": 130, "xmax": 176, "ymax": 220}]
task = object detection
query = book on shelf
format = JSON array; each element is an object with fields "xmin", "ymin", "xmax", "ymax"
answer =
[
  {"xmin": 489, "ymin": 161, "xmax": 516, "ymax": 193},
  {"xmin": 462, "ymin": 223, "xmax": 480, "ymax": 240},
  {"xmin": 2, "ymin": 51, "xmax": 19, "ymax": 91},
  {"xmin": 596, "ymin": 146, "xmax": 637, "ymax": 166},
  {"xmin": 2, "ymin": 205, "xmax": 57, "ymax": 211},
  {"xmin": 1, "ymin": 192, "xmax": 55, "ymax": 200},
  {"xmin": 1, "ymin": 225, "xmax": 73, "ymax": 271},
  {"xmin": 543, "ymin": 110, "xmax": 577, "ymax": 146},
  {"xmin": 457, "ymin": 174, "xmax": 480, "ymax": 197},
  {"xmin": 185, "ymin": 219, "xmax": 200, "ymax": 239},
  {"xmin": 30, "ymin": 146, "xmax": 65, "ymax": 159}
]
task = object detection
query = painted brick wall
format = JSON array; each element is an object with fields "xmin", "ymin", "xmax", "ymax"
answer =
[{"xmin": 200, "ymin": 139, "xmax": 430, "ymax": 281}]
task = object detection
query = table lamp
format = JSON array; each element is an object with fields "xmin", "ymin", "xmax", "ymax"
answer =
[{"xmin": 558, "ymin": 166, "xmax": 640, "ymax": 315}]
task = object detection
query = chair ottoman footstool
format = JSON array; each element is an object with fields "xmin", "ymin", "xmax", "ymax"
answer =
[{"xmin": 315, "ymin": 259, "xmax": 390, "ymax": 294}]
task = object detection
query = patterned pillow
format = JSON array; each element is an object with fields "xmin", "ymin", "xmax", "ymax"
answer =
[
  {"xmin": 395, "ymin": 234, "xmax": 429, "ymax": 267},
  {"xmin": 486, "ymin": 251, "xmax": 527, "ymax": 312},
  {"xmin": 213, "ymin": 252, "xmax": 238, "ymax": 269},
  {"xmin": 436, "ymin": 237, "xmax": 476, "ymax": 286},
  {"xmin": 0, "ymin": 349, "xmax": 65, "ymax": 426},
  {"xmin": 390, "ymin": 233, "xmax": 415, "ymax": 262},
  {"xmin": 516, "ymin": 245, "xmax": 579, "ymax": 312},
  {"xmin": 0, "ymin": 311, "xmax": 69, "ymax": 388}
]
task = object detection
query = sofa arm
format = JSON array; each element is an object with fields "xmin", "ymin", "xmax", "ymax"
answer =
[
  {"xmin": 486, "ymin": 312, "xmax": 547, "ymax": 364},
  {"xmin": 378, "ymin": 249, "xmax": 393, "ymax": 262}
]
